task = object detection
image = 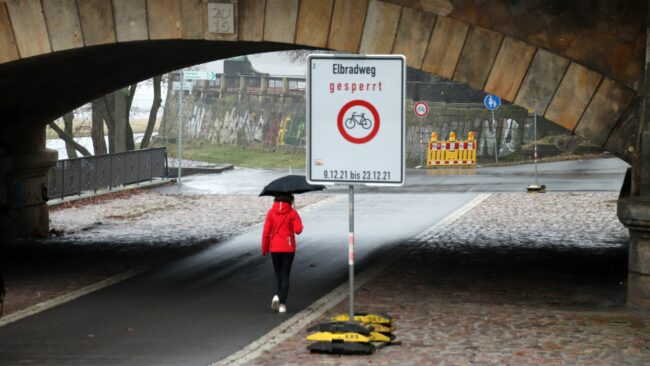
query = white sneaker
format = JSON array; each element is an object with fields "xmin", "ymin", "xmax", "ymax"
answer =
[
  {"xmin": 271, "ymin": 295, "xmax": 279, "ymax": 311},
  {"xmin": 278, "ymin": 304, "xmax": 286, "ymax": 313}
]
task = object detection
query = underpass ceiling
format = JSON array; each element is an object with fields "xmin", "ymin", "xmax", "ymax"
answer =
[{"xmin": 386, "ymin": 0, "xmax": 646, "ymax": 91}]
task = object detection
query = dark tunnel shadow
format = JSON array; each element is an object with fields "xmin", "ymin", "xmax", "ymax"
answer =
[
  {"xmin": 0, "ymin": 237, "xmax": 220, "ymax": 315},
  {"xmin": 0, "ymin": 235, "xmax": 631, "ymax": 315},
  {"xmin": 387, "ymin": 242, "xmax": 629, "ymax": 310}
]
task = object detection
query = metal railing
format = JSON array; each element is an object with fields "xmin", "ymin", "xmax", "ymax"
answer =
[{"xmin": 47, "ymin": 147, "xmax": 167, "ymax": 200}]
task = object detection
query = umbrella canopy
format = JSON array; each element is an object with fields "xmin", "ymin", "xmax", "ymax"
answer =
[{"xmin": 259, "ymin": 175, "xmax": 326, "ymax": 196}]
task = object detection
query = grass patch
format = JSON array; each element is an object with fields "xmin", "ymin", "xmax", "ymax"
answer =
[{"xmin": 167, "ymin": 143, "xmax": 306, "ymax": 169}]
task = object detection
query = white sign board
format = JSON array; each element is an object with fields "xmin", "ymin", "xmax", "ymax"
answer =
[
  {"xmin": 172, "ymin": 81, "xmax": 193, "ymax": 91},
  {"xmin": 183, "ymin": 71, "xmax": 217, "ymax": 81},
  {"xmin": 307, "ymin": 55, "xmax": 405, "ymax": 186}
]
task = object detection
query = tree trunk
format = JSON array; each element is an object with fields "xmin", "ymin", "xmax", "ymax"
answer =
[
  {"xmin": 48, "ymin": 122, "xmax": 92, "ymax": 157},
  {"xmin": 140, "ymin": 76, "xmax": 162, "ymax": 149},
  {"xmin": 126, "ymin": 83, "xmax": 137, "ymax": 150},
  {"xmin": 160, "ymin": 73, "xmax": 174, "ymax": 142},
  {"xmin": 91, "ymin": 99, "xmax": 107, "ymax": 155},
  {"xmin": 62, "ymin": 112, "xmax": 78, "ymax": 159},
  {"xmin": 114, "ymin": 88, "xmax": 129, "ymax": 153},
  {"xmin": 99, "ymin": 94, "xmax": 116, "ymax": 153}
]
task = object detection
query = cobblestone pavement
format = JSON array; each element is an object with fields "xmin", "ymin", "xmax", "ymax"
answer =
[
  {"xmin": 1, "ymin": 190, "xmax": 329, "ymax": 316},
  {"xmin": 48, "ymin": 189, "xmax": 329, "ymax": 245},
  {"xmin": 247, "ymin": 193, "xmax": 650, "ymax": 366}
]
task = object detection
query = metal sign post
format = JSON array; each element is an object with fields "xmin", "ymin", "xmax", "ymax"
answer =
[
  {"xmin": 534, "ymin": 112, "xmax": 538, "ymax": 185},
  {"xmin": 307, "ymin": 54, "xmax": 405, "ymax": 321},
  {"xmin": 177, "ymin": 70, "xmax": 184, "ymax": 184},
  {"xmin": 414, "ymin": 101, "xmax": 428, "ymax": 168},
  {"xmin": 491, "ymin": 109, "xmax": 498, "ymax": 163},
  {"xmin": 526, "ymin": 112, "xmax": 545, "ymax": 192},
  {"xmin": 348, "ymin": 185, "xmax": 355, "ymax": 320},
  {"xmin": 484, "ymin": 94, "xmax": 501, "ymax": 164},
  {"xmin": 419, "ymin": 117, "xmax": 424, "ymax": 167}
]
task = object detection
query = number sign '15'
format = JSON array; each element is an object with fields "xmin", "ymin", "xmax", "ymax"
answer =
[{"xmin": 307, "ymin": 55, "xmax": 406, "ymax": 186}]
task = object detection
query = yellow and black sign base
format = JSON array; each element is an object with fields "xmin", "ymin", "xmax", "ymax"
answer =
[
  {"xmin": 331, "ymin": 312, "xmax": 394, "ymax": 325},
  {"xmin": 308, "ymin": 341, "xmax": 375, "ymax": 355},
  {"xmin": 307, "ymin": 321, "xmax": 370, "ymax": 336},
  {"xmin": 306, "ymin": 312, "xmax": 398, "ymax": 355}
]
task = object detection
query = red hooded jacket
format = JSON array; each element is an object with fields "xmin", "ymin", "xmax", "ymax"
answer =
[{"xmin": 262, "ymin": 201, "xmax": 303, "ymax": 254}]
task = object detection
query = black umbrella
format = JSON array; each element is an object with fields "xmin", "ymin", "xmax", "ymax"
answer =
[{"xmin": 259, "ymin": 175, "xmax": 326, "ymax": 196}]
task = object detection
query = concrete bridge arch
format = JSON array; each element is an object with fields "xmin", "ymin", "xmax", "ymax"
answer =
[
  {"xmin": 0, "ymin": 0, "xmax": 642, "ymax": 159},
  {"xmin": 2, "ymin": 0, "xmax": 650, "ymax": 306}
]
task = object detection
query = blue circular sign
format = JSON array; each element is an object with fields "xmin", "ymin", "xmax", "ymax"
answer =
[{"xmin": 484, "ymin": 94, "xmax": 501, "ymax": 111}]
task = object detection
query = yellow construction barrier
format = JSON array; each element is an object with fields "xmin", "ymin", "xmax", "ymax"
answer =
[{"xmin": 427, "ymin": 131, "xmax": 477, "ymax": 168}]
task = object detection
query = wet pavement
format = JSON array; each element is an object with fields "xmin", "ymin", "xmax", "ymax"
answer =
[
  {"xmin": 1, "ymin": 158, "xmax": 645, "ymax": 365},
  {"xmin": 246, "ymin": 193, "xmax": 650, "ymax": 366},
  {"xmin": 0, "ymin": 189, "xmax": 477, "ymax": 365},
  {"xmin": 159, "ymin": 157, "xmax": 628, "ymax": 196}
]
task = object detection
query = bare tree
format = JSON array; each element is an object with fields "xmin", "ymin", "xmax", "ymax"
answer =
[
  {"xmin": 53, "ymin": 79, "xmax": 156, "ymax": 158},
  {"xmin": 62, "ymin": 112, "xmax": 78, "ymax": 159},
  {"xmin": 140, "ymin": 75, "xmax": 162, "ymax": 149},
  {"xmin": 97, "ymin": 94, "xmax": 116, "ymax": 153},
  {"xmin": 48, "ymin": 121, "xmax": 92, "ymax": 157},
  {"xmin": 125, "ymin": 83, "xmax": 137, "ymax": 150},
  {"xmin": 91, "ymin": 87, "xmax": 136, "ymax": 153},
  {"xmin": 91, "ymin": 99, "xmax": 107, "ymax": 155}
]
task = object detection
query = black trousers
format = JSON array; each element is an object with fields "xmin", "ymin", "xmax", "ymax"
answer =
[{"xmin": 271, "ymin": 252, "xmax": 295, "ymax": 304}]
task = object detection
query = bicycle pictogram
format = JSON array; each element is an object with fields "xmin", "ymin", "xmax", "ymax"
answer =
[
  {"xmin": 345, "ymin": 112, "xmax": 373, "ymax": 130},
  {"xmin": 337, "ymin": 100, "xmax": 380, "ymax": 144}
]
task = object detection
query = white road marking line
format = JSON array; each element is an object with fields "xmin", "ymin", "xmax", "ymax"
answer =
[
  {"xmin": 212, "ymin": 193, "xmax": 492, "ymax": 366},
  {"xmin": 412, "ymin": 193, "xmax": 491, "ymax": 242},
  {"xmin": 0, "ymin": 195, "xmax": 340, "ymax": 329},
  {"xmin": 0, "ymin": 264, "xmax": 152, "ymax": 328}
]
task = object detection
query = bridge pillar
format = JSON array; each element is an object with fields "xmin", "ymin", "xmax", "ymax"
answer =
[
  {"xmin": 618, "ymin": 3, "xmax": 650, "ymax": 308},
  {"xmin": 618, "ymin": 193, "xmax": 650, "ymax": 307},
  {"xmin": 0, "ymin": 125, "xmax": 57, "ymax": 242}
]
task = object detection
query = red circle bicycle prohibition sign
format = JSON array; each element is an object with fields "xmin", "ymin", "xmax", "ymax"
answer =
[{"xmin": 337, "ymin": 99, "xmax": 381, "ymax": 144}]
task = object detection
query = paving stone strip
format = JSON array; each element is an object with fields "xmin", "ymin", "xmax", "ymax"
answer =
[{"xmin": 243, "ymin": 193, "xmax": 650, "ymax": 366}]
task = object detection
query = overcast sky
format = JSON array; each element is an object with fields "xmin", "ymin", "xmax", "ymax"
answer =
[{"xmin": 205, "ymin": 51, "xmax": 306, "ymax": 76}]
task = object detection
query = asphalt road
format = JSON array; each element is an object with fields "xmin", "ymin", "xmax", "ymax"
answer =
[
  {"xmin": 0, "ymin": 193, "xmax": 477, "ymax": 365},
  {"xmin": 0, "ymin": 158, "xmax": 628, "ymax": 365},
  {"xmin": 159, "ymin": 157, "xmax": 628, "ymax": 195}
]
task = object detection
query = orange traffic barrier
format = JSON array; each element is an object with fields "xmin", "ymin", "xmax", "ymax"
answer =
[{"xmin": 427, "ymin": 132, "xmax": 477, "ymax": 168}]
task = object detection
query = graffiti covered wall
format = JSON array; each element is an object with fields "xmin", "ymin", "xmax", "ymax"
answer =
[
  {"xmin": 162, "ymin": 90, "xmax": 306, "ymax": 149},
  {"xmin": 161, "ymin": 82, "xmax": 572, "ymax": 166},
  {"xmin": 404, "ymin": 102, "xmax": 543, "ymax": 165}
]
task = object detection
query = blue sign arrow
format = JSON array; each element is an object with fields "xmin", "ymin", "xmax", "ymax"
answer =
[{"xmin": 484, "ymin": 94, "xmax": 501, "ymax": 111}]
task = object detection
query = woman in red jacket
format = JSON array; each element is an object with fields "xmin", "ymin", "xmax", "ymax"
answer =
[{"xmin": 262, "ymin": 193, "xmax": 303, "ymax": 313}]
